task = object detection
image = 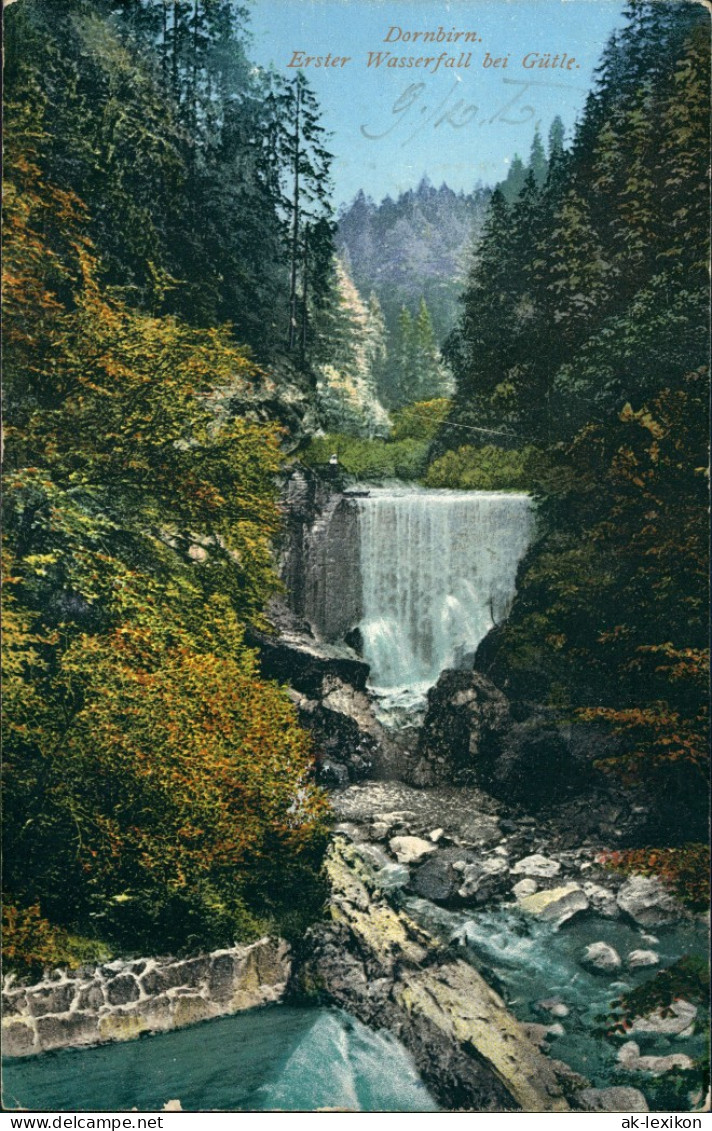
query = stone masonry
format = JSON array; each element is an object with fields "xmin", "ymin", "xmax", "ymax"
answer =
[{"xmin": 2, "ymin": 936, "xmax": 290, "ymax": 1058}]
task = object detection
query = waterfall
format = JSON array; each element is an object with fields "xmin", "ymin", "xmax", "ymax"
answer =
[
  {"xmin": 354, "ymin": 487, "xmax": 534, "ymax": 712},
  {"xmin": 301, "ymin": 484, "xmax": 534, "ymax": 717}
]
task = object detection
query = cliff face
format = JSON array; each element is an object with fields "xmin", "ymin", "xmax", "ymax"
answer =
[
  {"xmin": 277, "ymin": 465, "xmax": 361, "ymax": 641},
  {"xmin": 255, "ymin": 467, "xmax": 397, "ymax": 786}
]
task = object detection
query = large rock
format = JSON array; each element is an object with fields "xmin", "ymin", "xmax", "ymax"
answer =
[
  {"xmin": 479, "ymin": 712, "xmax": 620, "ymax": 814},
  {"xmin": 252, "ymin": 628, "xmax": 369, "ymax": 699},
  {"xmin": 617, "ymin": 1041, "xmax": 695, "ymax": 1074},
  {"xmin": 511, "ymin": 854, "xmax": 561, "ymax": 879},
  {"xmin": 389, "ymin": 836, "xmax": 437, "ymax": 865},
  {"xmin": 456, "ymin": 857, "xmax": 509, "ymax": 903},
  {"xmin": 409, "ymin": 848, "xmax": 478, "ymax": 904},
  {"xmin": 295, "ymin": 678, "xmax": 390, "ymax": 784},
  {"xmin": 616, "ymin": 875, "xmax": 683, "ymax": 927},
  {"xmin": 578, "ymin": 1087, "xmax": 649, "ymax": 1113},
  {"xmin": 582, "ymin": 882, "xmax": 619, "ymax": 918},
  {"xmin": 628, "ymin": 999, "xmax": 697, "ymax": 1037},
  {"xmin": 299, "ymin": 839, "xmax": 572, "ymax": 1113},
  {"xmin": 512, "ymin": 878, "xmax": 538, "ymax": 899},
  {"xmin": 627, "ymin": 949, "xmax": 660, "ymax": 970},
  {"xmin": 412, "ymin": 670, "xmax": 511, "ymax": 786},
  {"xmin": 518, "ymin": 884, "xmax": 589, "ymax": 926},
  {"xmin": 580, "ymin": 942, "xmax": 622, "ymax": 975},
  {"xmin": 250, "ymin": 597, "xmax": 391, "ymax": 785}
]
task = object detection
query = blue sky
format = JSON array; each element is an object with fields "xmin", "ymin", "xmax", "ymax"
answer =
[{"xmin": 246, "ymin": 0, "xmax": 628, "ymax": 207}]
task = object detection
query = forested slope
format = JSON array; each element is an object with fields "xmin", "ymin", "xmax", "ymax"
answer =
[
  {"xmin": 337, "ymin": 180, "xmax": 490, "ymax": 405},
  {"xmin": 2, "ymin": 0, "xmax": 334, "ymax": 969},
  {"xmin": 441, "ymin": 0, "xmax": 710, "ymax": 851}
]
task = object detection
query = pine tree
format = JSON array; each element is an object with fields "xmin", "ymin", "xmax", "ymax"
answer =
[
  {"xmin": 394, "ymin": 305, "xmax": 416, "ymax": 406},
  {"xmin": 413, "ymin": 297, "xmax": 452, "ymax": 401},
  {"xmin": 500, "ymin": 154, "xmax": 527, "ymax": 203},
  {"xmin": 365, "ymin": 292, "xmax": 389, "ymax": 399},
  {"xmin": 528, "ymin": 127, "xmax": 548, "ymax": 186},
  {"xmin": 314, "ymin": 258, "xmax": 389, "ymax": 436},
  {"xmin": 548, "ymin": 116, "xmax": 565, "ymax": 161},
  {"xmin": 271, "ymin": 73, "xmax": 335, "ymax": 358}
]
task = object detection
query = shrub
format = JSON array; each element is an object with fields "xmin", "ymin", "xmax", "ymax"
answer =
[
  {"xmin": 390, "ymin": 398, "xmax": 451, "ymax": 442},
  {"xmin": 424, "ymin": 444, "xmax": 544, "ymax": 490},
  {"xmin": 300, "ymin": 433, "xmax": 430, "ymax": 481},
  {"xmin": 597, "ymin": 844, "xmax": 710, "ymax": 911},
  {"xmin": 2, "ymin": 902, "xmax": 111, "ymax": 978}
]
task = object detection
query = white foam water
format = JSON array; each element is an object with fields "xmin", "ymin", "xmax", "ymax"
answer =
[{"xmin": 354, "ymin": 487, "xmax": 534, "ymax": 719}]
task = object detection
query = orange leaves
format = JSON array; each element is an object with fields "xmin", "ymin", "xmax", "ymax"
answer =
[
  {"xmin": 581, "ymin": 699, "xmax": 709, "ymax": 784},
  {"xmin": 598, "ymin": 844, "xmax": 710, "ymax": 911},
  {"xmin": 48, "ymin": 608, "xmax": 328, "ymax": 902},
  {"xmin": 2, "ymin": 91, "xmax": 333, "ymax": 957}
]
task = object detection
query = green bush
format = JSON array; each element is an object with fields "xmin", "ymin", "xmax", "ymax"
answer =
[
  {"xmin": 424, "ymin": 444, "xmax": 544, "ymax": 490},
  {"xmin": 301, "ymin": 433, "xmax": 430, "ymax": 481},
  {"xmin": 391, "ymin": 398, "xmax": 451, "ymax": 442}
]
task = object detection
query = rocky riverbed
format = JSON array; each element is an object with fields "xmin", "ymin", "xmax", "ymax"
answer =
[
  {"xmin": 302, "ymin": 780, "xmax": 708, "ymax": 1113},
  {"xmin": 246, "ymin": 574, "xmax": 709, "ymax": 1113}
]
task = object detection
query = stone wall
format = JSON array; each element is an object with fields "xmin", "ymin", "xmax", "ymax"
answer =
[{"xmin": 2, "ymin": 937, "xmax": 290, "ymax": 1058}]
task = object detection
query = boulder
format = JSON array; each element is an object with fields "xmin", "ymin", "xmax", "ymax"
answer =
[
  {"xmin": 616, "ymin": 875, "xmax": 683, "ymax": 927},
  {"xmin": 409, "ymin": 848, "xmax": 477, "ymax": 904},
  {"xmin": 523, "ymin": 1022, "xmax": 552, "ymax": 1049},
  {"xmin": 536, "ymin": 998, "xmax": 570, "ymax": 1018},
  {"xmin": 518, "ymin": 884, "xmax": 590, "ymax": 926},
  {"xmin": 412, "ymin": 670, "xmax": 511, "ymax": 786},
  {"xmin": 485, "ymin": 716, "xmax": 592, "ymax": 808},
  {"xmin": 582, "ymin": 882, "xmax": 619, "ymax": 918},
  {"xmin": 252, "ymin": 628, "xmax": 369, "ymax": 699},
  {"xmin": 512, "ymin": 878, "xmax": 538, "ymax": 899},
  {"xmin": 577, "ymin": 1086, "xmax": 649, "ymax": 1113},
  {"xmin": 511, "ymin": 854, "xmax": 561, "ymax": 879},
  {"xmin": 627, "ymin": 949, "xmax": 660, "ymax": 970},
  {"xmin": 456, "ymin": 857, "xmax": 509, "ymax": 902},
  {"xmin": 389, "ymin": 836, "xmax": 437, "ymax": 866},
  {"xmin": 628, "ymin": 999, "xmax": 697, "ymax": 1037},
  {"xmin": 369, "ymin": 821, "xmax": 392, "ymax": 841},
  {"xmin": 580, "ymin": 942, "xmax": 622, "ymax": 975},
  {"xmin": 617, "ymin": 1041, "xmax": 695, "ymax": 1074},
  {"xmin": 296, "ymin": 678, "xmax": 392, "ymax": 784}
]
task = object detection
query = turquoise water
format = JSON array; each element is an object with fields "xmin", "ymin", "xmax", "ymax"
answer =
[
  {"xmin": 403, "ymin": 896, "xmax": 709, "ymax": 1110},
  {"xmin": 2, "ymin": 1006, "xmax": 438, "ymax": 1113}
]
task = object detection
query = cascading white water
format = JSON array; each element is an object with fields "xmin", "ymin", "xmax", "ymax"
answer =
[{"xmin": 355, "ymin": 486, "xmax": 534, "ymax": 714}]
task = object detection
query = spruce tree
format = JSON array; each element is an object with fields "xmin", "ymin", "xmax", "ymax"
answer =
[{"xmin": 528, "ymin": 127, "xmax": 548, "ymax": 186}]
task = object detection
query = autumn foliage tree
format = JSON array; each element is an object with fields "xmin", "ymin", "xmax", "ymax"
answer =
[{"xmin": 2, "ymin": 94, "xmax": 329, "ymax": 966}]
